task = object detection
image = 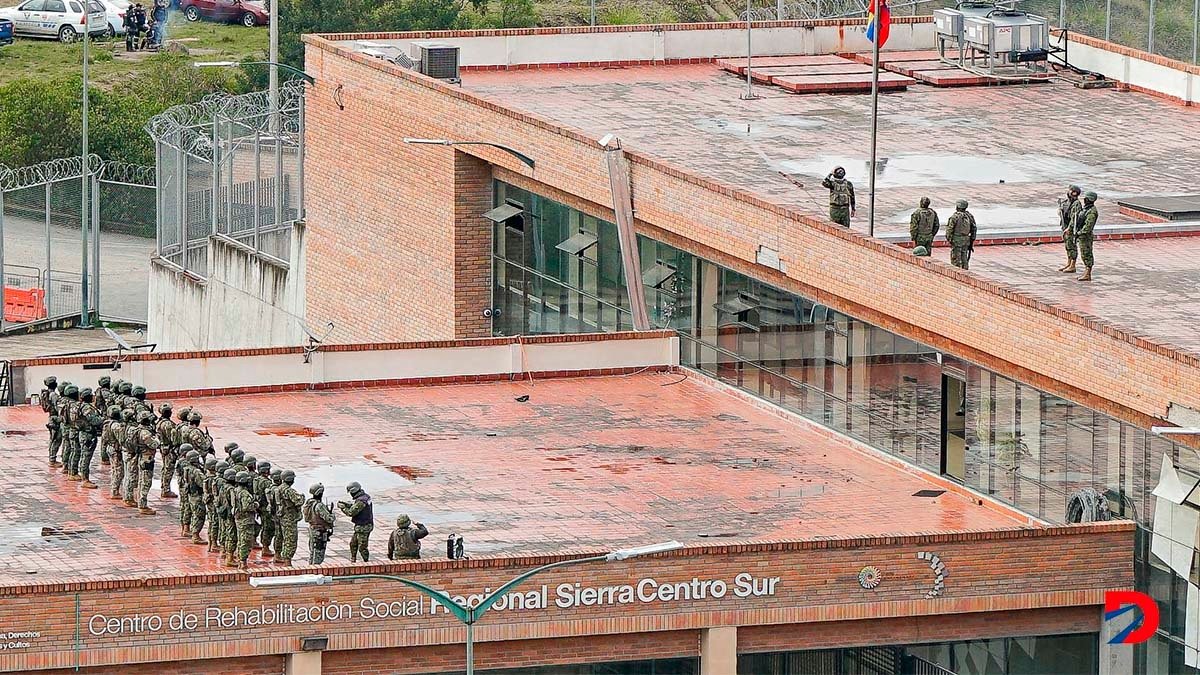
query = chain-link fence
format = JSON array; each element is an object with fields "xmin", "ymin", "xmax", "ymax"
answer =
[
  {"xmin": 148, "ymin": 81, "xmax": 306, "ymax": 279},
  {"xmin": 0, "ymin": 156, "xmax": 156, "ymax": 331}
]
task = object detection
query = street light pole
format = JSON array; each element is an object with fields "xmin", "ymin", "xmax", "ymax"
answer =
[
  {"xmin": 249, "ymin": 541, "xmax": 682, "ymax": 675},
  {"xmin": 80, "ymin": 8, "xmax": 91, "ymax": 326},
  {"xmin": 269, "ymin": 0, "xmax": 279, "ymax": 130}
]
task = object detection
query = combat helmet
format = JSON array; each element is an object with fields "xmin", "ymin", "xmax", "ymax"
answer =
[
  {"xmin": 1084, "ymin": 191, "xmax": 1098, "ymax": 202},
  {"xmin": 912, "ymin": 246, "xmax": 930, "ymax": 257},
  {"xmin": 185, "ymin": 449, "xmax": 201, "ymax": 463},
  {"xmin": 137, "ymin": 410, "xmax": 154, "ymax": 425},
  {"xmin": 108, "ymin": 405, "xmax": 121, "ymax": 420},
  {"xmin": 236, "ymin": 471, "xmax": 253, "ymax": 485},
  {"xmin": 270, "ymin": 468, "xmax": 282, "ymax": 482},
  {"xmin": 243, "ymin": 455, "xmax": 257, "ymax": 471},
  {"xmin": 121, "ymin": 408, "xmax": 136, "ymax": 421},
  {"xmin": 230, "ymin": 448, "xmax": 245, "ymax": 464},
  {"xmin": 80, "ymin": 387, "xmax": 94, "ymax": 402},
  {"xmin": 159, "ymin": 402, "xmax": 173, "ymax": 417},
  {"xmin": 347, "ymin": 481, "xmax": 362, "ymax": 497},
  {"xmin": 222, "ymin": 468, "xmax": 237, "ymax": 482},
  {"xmin": 118, "ymin": 381, "xmax": 133, "ymax": 395},
  {"xmin": 97, "ymin": 375, "xmax": 111, "ymax": 388},
  {"xmin": 44, "ymin": 376, "xmax": 58, "ymax": 388},
  {"xmin": 177, "ymin": 406, "xmax": 192, "ymax": 422},
  {"xmin": 188, "ymin": 411, "xmax": 202, "ymax": 424},
  {"xmin": 396, "ymin": 514, "xmax": 412, "ymax": 528},
  {"xmin": 257, "ymin": 461, "xmax": 271, "ymax": 475},
  {"xmin": 282, "ymin": 470, "xmax": 296, "ymax": 485},
  {"xmin": 832, "ymin": 166, "xmax": 846, "ymax": 178},
  {"xmin": 64, "ymin": 384, "xmax": 79, "ymax": 399},
  {"xmin": 205, "ymin": 456, "xmax": 219, "ymax": 471},
  {"xmin": 131, "ymin": 386, "xmax": 146, "ymax": 401},
  {"xmin": 309, "ymin": 482, "xmax": 324, "ymax": 497},
  {"xmin": 955, "ymin": 199, "xmax": 969, "ymax": 210}
]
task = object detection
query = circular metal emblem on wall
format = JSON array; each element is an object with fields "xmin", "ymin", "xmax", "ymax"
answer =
[{"xmin": 858, "ymin": 565, "xmax": 882, "ymax": 590}]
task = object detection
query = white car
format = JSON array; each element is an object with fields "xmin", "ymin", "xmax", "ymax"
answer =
[
  {"xmin": 0, "ymin": 0, "xmax": 108, "ymax": 42},
  {"xmin": 98, "ymin": 0, "xmax": 127, "ymax": 35}
]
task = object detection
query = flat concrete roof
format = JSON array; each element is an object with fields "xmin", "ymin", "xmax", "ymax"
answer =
[
  {"xmin": 463, "ymin": 62, "xmax": 1200, "ymax": 356},
  {"xmin": 0, "ymin": 372, "xmax": 1031, "ymax": 584}
]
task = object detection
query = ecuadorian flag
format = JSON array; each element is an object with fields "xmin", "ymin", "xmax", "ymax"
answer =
[{"xmin": 865, "ymin": 0, "xmax": 891, "ymax": 47}]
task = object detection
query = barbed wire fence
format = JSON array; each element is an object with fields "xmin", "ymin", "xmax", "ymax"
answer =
[
  {"xmin": 0, "ymin": 155, "xmax": 156, "ymax": 331},
  {"xmin": 147, "ymin": 79, "xmax": 306, "ymax": 279}
]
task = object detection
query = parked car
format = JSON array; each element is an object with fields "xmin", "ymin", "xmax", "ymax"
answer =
[
  {"xmin": 0, "ymin": 0, "xmax": 108, "ymax": 42},
  {"xmin": 98, "ymin": 0, "xmax": 128, "ymax": 35},
  {"xmin": 0, "ymin": 16, "xmax": 13, "ymax": 45},
  {"xmin": 181, "ymin": 0, "xmax": 265, "ymax": 26}
]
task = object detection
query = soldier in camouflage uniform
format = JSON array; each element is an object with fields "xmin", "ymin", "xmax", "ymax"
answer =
[
  {"xmin": 60, "ymin": 384, "xmax": 80, "ymax": 478},
  {"xmin": 303, "ymin": 483, "xmax": 335, "ymax": 565},
  {"xmin": 95, "ymin": 376, "xmax": 113, "ymax": 463},
  {"xmin": 232, "ymin": 471, "xmax": 259, "ymax": 570},
  {"xmin": 255, "ymin": 461, "xmax": 276, "ymax": 558},
  {"xmin": 945, "ymin": 199, "xmax": 977, "ymax": 270},
  {"xmin": 338, "ymin": 482, "xmax": 375, "ymax": 563},
  {"xmin": 183, "ymin": 410, "xmax": 214, "ymax": 456},
  {"xmin": 176, "ymin": 443, "xmax": 196, "ymax": 537},
  {"xmin": 230, "ymin": 447, "xmax": 246, "ymax": 472},
  {"xmin": 41, "ymin": 376, "xmax": 62, "ymax": 467},
  {"xmin": 909, "ymin": 197, "xmax": 940, "ymax": 252},
  {"xmin": 120, "ymin": 408, "xmax": 140, "ymax": 506},
  {"xmin": 269, "ymin": 468, "xmax": 284, "ymax": 556},
  {"xmin": 211, "ymin": 461, "xmax": 232, "ymax": 554},
  {"xmin": 388, "ymin": 515, "xmax": 429, "ymax": 560},
  {"xmin": 821, "ymin": 166, "xmax": 856, "ymax": 228},
  {"xmin": 103, "ymin": 407, "xmax": 125, "ymax": 499},
  {"xmin": 130, "ymin": 411, "xmax": 162, "ymax": 515},
  {"xmin": 117, "ymin": 381, "xmax": 134, "ymax": 409},
  {"xmin": 1074, "ymin": 191, "xmax": 1099, "ymax": 282},
  {"xmin": 243, "ymin": 456, "xmax": 262, "ymax": 550},
  {"xmin": 275, "ymin": 470, "xmax": 304, "ymax": 566},
  {"xmin": 220, "ymin": 468, "xmax": 240, "ymax": 566},
  {"xmin": 184, "ymin": 449, "xmax": 209, "ymax": 544},
  {"xmin": 154, "ymin": 403, "xmax": 179, "ymax": 498},
  {"xmin": 1057, "ymin": 184, "xmax": 1082, "ymax": 274},
  {"xmin": 75, "ymin": 388, "xmax": 103, "ymax": 488},
  {"xmin": 130, "ymin": 386, "xmax": 150, "ymax": 415},
  {"xmin": 202, "ymin": 457, "xmax": 220, "ymax": 551}
]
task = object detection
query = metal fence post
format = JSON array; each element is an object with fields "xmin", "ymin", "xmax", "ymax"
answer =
[
  {"xmin": 44, "ymin": 183, "xmax": 51, "ymax": 318},
  {"xmin": 178, "ymin": 139, "xmax": 188, "ymax": 273},
  {"xmin": 0, "ymin": 188, "xmax": 5, "ymax": 326},
  {"xmin": 297, "ymin": 92, "xmax": 305, "ymax": 223},
  {"xmin": 1149, "ymin": 0, "xmax": 1157, "ymax": 53},
  {"xmin": 155, "ymin": 142, "xmax": 163, "ymax": 256},
  {"xmin": 1193, "ymin": 0, "xmax": 1198, "ymax": 63},
  {"xmin": 1059, "ymin": 0, "xmax": 1065, "ymax": 27},
  {"xmin": 274, "ymin": 122, "xmax": 283, "ymax": 240},
  {"xmin": 211, "ymin": 113, "xmax": 220, "ymax": 239},
  {"xmin": 253, "ymin": 129, "xmax": 261, "ymax": 251},
  {"xmin": 225, "ymin": 122, "xmax": 234, "ymax": 236},
  {"xmin": 1105, "ymin": 0, "xmax": 1112, "ymax": 40},
  {"xmin": 91, "ymin": 173, "xmax": 100, "ymax": 318}
]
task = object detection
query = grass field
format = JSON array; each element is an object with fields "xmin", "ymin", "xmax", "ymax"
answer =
[{"xmin": 0, "ymin": 13, "xmax": 267, "ymax": 87}]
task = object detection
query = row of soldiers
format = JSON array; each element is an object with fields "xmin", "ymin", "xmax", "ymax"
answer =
[{"xmin": 38, "ymin": 374, "xmax": 430, "ymax": 567}]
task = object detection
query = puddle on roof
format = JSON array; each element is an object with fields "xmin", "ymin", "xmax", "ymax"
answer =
[
  {"xmin": 0, "ymin": 524, "xmax": 50, "ymax": 556},
  {"xmin": 255, "ymin": 422, "xmax": 327, "ymax": 437},
  {"xmin": 779, "ymin": 154, "xmax": 1094, "ymax": 187}
]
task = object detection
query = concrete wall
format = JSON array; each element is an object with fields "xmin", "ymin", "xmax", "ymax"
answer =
[
  {"xmin": 14, "ymin": 332, "xmax": 679, "ymax": 399},
  {"xmin": 1055, "ymin": 30, "xmax": 1200, "ymax": 104},
  {"xmin": 335, "ymin": 20, "xmax": 936, "ymax": 67},
  {"xmin": 147, "ymin": 224, "xmax": 307, "ymax": 351}
]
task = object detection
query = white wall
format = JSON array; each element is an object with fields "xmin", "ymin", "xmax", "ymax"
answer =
[
  {"xmin": 339, "ymin": 23, "xmax": 937, "ymax": 67},
  {"xmin": 147, "ymin": 224, "xmax": 307, "ymax": 352},
  {"xmin": 1054, "ymin": 32, "xmax": 1199, "ymax": 104},
  {"xmin": 15, "ymin": 334, "xmax": 680, "ymax": 400}
]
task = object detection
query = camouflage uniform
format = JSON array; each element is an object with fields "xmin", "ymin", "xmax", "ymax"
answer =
[
  {"xmin": 202, "ymin": 459, "xmax": 221, "ymax": 551},
  {"xmin": 121, "ymin": 409, "xmax": 140, "ymax": 505},
  {"xmin": 254, "ymin": 463, "xmax": 276, "ymax": 557},
  {"xmin": 75, "ymin": 390, "xmax": 103, "ymax": 487},
  {"xmin": 276, "ymin": 471, "xmax": 304, "ymax": 565},
  {"xmin": 268, "ymin": 469, "xmax": 284, "ymax": 555},
  {"xmin": 103, "ymin": 408, "xmax": 127, "ymax": 499},
  {"xmin": 130, "ymin": 412, "xmax": 162, "ymax": 514},
  {"xmin": 177, "ymin": 443, "xmax": 195, "ymax": 537},
  {"xmin": 303, "ymin": 484, "xmax": 335, "ymax": 565},
  {"xmin": 338, "ymin": 483, "xmax": 374, "ymax": 563},
  {"xmin": 909, "ymin": 198, "xmax": 940, "ymax": 252},
  {"xmin": 1058, "ymin": 186, "xmax": 1082, "ymax": 272},
  {"xmin": 387, "ymin": 515, "xmax": 429, "ymax": 560},
  {"xmin": 61, "ymin": 386, "xmax": 81, "ymax": 478},
  {"xmin": 1075, "ymin": 193, "xmax": 1099, "ymax": 281},
  {"xmin": 183, "ymin": 412, "xmax": 214, "ymax": 456},
  {"xmin": 218, "ymin": 469, "xmax": 238, "ymax": 565},
  {"xmin": 41, "ymin": 378, "xmax": 62, "ymax": 466},
  {"xmin": 95, "ymin": 377, "xmax": 113, "ymax": 463},
  {"xmin": 155, "ymin": 404, "xmax": 180, "ymax": 498},
  {"xmin": 821, "ymin": 169, "xmax": 855, "ymax": 228},
  {"xmin": 946, "ymin": 201, "xmax": 977, "ymax": 270},
  {"xmin": 232, "ymin": 472, "xmax": 259, "ymax": 569}
]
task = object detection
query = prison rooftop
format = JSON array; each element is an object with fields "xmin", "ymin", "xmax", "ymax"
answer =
[{"xmin": 0, "ymin": 335, "xmax": 1049, "ymax": 586}]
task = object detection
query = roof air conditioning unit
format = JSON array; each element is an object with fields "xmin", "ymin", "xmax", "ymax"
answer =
[{"xmin": 410, "ymin": 41, "xmax": 461, "ymax": 83}]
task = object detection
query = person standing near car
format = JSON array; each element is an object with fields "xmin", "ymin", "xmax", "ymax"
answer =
[{"xmin": 150, "ymin": 0, "xmax": 166, "ymax": 47}]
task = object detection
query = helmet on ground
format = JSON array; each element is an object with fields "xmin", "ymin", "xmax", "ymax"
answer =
[
  {"xmin": 1084, "ymin": 191, "xmax": 1098, "ymax": 201},
  {"xmin": 282, "ymin": 470, "xmax": 296, "ymax": 484},
  {"xmin": 347, "ymin": 481, "xmax": 362, "ymax": 496},
  {"xmin": 44, "ymin": 376, "xmax": 58, "ymax": 387},
  {"xmin": 81, "ymin": 387, "xmax": 94, "ymax": 401},
  {"xmin": 189, "ymin": 411, "xmax": 202, "ymax": 423},
  {"xmin": 955, "ymin": 199, "xmax": 968, "ymax": 210},
  {"xmin": 396, "ymin": 514, "xmax": 411, "ymax": 528},
  {"xmin": 912, "ymin": 246, "xmax": 930, "ymax": 257},
  {"xmin": 919, "ymin": 197, "xmax": 930, "ymax": 208},
  {"xmin": 98, "ymin": 376, "xmax": 111, "ymax": 388}
]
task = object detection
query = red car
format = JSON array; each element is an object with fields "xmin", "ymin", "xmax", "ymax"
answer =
[{"xmin": 181, "ymin": 0, "xmax": 266, "ymax": 26}]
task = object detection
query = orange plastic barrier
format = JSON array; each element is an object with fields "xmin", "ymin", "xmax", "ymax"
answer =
[{"xmin": 3, "ymin": 287, "xmax": 47, "ymax": 323}]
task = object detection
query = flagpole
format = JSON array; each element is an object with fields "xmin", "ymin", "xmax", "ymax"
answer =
[{"xmin": 867, "ymin": 5, "xmax": 881, "ymax": 238}]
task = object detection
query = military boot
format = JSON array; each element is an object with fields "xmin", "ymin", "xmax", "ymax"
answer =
[
  {"xmin": 224, "ymin": 554, "xmax": 238, "ymax": 568},
  {"xmin": 191, "ymin": 534, "xmax": 206, "ymax": 545},
  {"xmin": 1077, "ymin": 267, "xmax": 1092, "ymax": 281},
  {"xmin": 1061, "ymin": 260, "xmax": 1076, "ymax": 273},
  {"xmin": 139, "ymin": 505, "xmax": 156, "ymax": 516},
  {"xmin": 49, "ymin": 460, "xmax": 62, "ymax": 468},
  {"xmin": 81, "ymin": 480, "xmax": 98, "ymax": 489},
  {"xmin": 237, "ymin": 559, "xmax": 248, "ymax": 571},
  {"xmin": 261, "ymin": 546, "xmax": 274, "ymax": 558},
  {"xmin": 67, "ymin": 474, "xmax": 81, "ymax": 481}
]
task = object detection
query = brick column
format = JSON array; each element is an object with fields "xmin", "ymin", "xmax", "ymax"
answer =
[
  {"xmin": 285, "ymin": 651, "xmax": 322, "ymax": 675},
  {"xmin": 453, "ymin": 151, "xmax": 494, "ymax": 339},
  {"xmin": 700, "ymin": 626, "xmax": 738, "ymax": 675}
]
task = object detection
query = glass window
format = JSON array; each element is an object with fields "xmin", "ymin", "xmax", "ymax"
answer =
[
  {"xmin": 69, "ymin": 1, "xmax": 81, "ymax": 11},
  {"xmin": 18, "ymin": 0, "xmax": 46, "ymax": 11},
  {"xmin": 44, "ymin": 0, "xmax": 65, "ymax": 11},
  {"xmin": 1007, "ymin": 633, "xmax": 1098, "ymax": 674}
]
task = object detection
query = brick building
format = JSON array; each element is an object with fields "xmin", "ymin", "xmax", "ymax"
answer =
[{"xmin": 0, "ymin": 334, "xmax": 1133, "ymax": 674}]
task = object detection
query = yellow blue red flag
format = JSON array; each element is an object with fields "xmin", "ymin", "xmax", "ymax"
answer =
[{"xmin": 866, "ymin": 0, "xmax": 891, "ymax": 47}]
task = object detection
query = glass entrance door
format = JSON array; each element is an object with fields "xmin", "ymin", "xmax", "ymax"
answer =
[{"xmin": 941, "ymin": 374, "xmax": 967, "ymax": 482}]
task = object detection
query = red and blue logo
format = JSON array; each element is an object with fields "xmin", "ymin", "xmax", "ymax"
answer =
[{"xmin": 1104, "ymin": 591, "xmax": 1160, "ymax": 644}]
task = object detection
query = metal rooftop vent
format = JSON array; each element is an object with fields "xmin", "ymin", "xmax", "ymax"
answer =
[{"xmin": 410, "ymin": 41, "xmax": 460, "ymax": 83}]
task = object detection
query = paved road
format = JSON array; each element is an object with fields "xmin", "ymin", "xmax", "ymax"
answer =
[{"xmin": 2, "ymin": 213, "xmax": 154, "ymax": 322}]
